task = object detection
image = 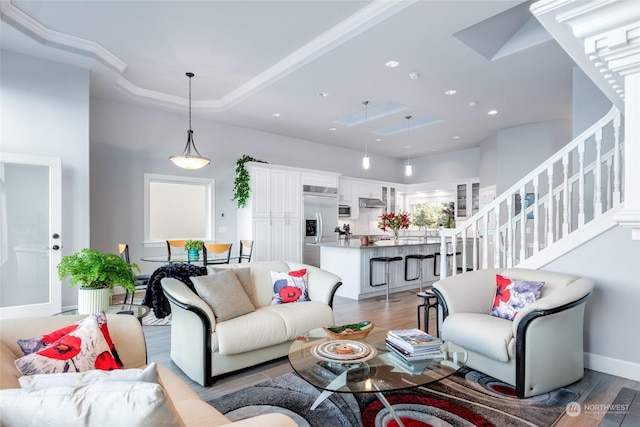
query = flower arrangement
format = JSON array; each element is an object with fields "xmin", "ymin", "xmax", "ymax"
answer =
[{"xmin": 378, "ymin": 211, "xmax": 411, "ymax": 241}]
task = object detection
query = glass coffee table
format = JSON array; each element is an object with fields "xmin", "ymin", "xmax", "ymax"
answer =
[
  {"xmin": 54, "ymin": 304, "xmax": 150, "ymax": 322},
  {"xmin": 288, "ymin": 327, "xmax": 467, "ymax": 427}
]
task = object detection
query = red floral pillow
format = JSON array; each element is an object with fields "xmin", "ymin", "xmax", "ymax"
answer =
[
  {"xmin": 270, "ymin": 269, "xmax": 309, "ymax": 304},
  {"xmin": 18, "ymin": 312, "xmax": 122, "ymax": 368},
  {"xmin": 490, "ymin": 274, "xmax": 545, "ymax": 321},
  {"xmin": 15, "ymin": 315, "xmax": 121, "ymax": 375}
]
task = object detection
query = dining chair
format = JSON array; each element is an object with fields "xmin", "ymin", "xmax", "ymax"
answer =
[
  {"xmin": 117, "ymin": 244, "xmax": 151, "ymax": 305},
  {"xmin": 237, "ymin": 240, "xmax": 254, "ymax": 263},
  {"xmin": 203, "ymin": 243, "xmax": 232, "ymax": 265},
  {"xmin": 166, "ymin": 240, "xmax": 188, "ymax": 260}
]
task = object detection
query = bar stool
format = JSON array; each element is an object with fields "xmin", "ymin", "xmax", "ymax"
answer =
[
  {"xmin": 370, "ymin": 256, "xmax": 403, "ymax": 302},
  {"xmin": 433, "ymin": 249, "xmax": 462, "ymax": 277},
  {"xmin": 417, "ymin": 290, "xmax": 439, "ymax": 336},
  {"xmin": 404, "ymin": 253, "xmax": 435, "ymax": 293}
]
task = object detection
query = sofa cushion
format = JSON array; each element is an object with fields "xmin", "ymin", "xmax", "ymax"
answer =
[
  {"xmin": 192, "ymin": 270, "xmax": 255, "ymax": 322},
  {"xmin": 490, "ymin": 274, "xmax": 545, "ymax": 321},
  {"xmin": 18, "ymin": 363, "xmax": 158, "ymax": 391},
  {"xmin": 17, "ymin": 312, "xmax": 122, "ymax": 367},
  {"xmin": 211, "ymin": 267, "xmax": 256, "ymax": 306},
  {"xmin": 442, "ymin": 313, "xmax": 514, "ymax": 362},
  {"xmin": 261, "ymin": 301, "xmax": 334, "ymax": 340},
  {"xmin": 0, "ymin": 381, "xmax": 183, "ymax": 427},
  {"xmin": 14, "ymin": 315, "xmax": 120, "ymax": 375},
  {"xmin": 270, "ymin": 269, "xmax": 309, "ymax": 304},
  {"xmin": 214, "ymin": 309, "xmax": 289, "ymax": 355}
]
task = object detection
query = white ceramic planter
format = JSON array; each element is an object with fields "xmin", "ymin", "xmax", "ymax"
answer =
[{"xmin": 77, "ymin": 287, "xmax": 110, "ymax": 314}]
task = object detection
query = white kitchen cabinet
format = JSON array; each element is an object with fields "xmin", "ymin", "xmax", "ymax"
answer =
[
  {"xmin": 359, "ymin": 182, "xmax": 382, "ymax": 200},
  {"xmin": 338, "ymin": 178, "xmax": 355, "ymax": 203},
  {"xmin": 237, "ymin": 164, "xmax": 302, "ymax": 262},
  {"xmin": 302, "ymin": 171, "xmax": 339, "ymax": 189},
  {"xmin": 455, "ymin": 180, "xmax": 480, "ymax": 221}
]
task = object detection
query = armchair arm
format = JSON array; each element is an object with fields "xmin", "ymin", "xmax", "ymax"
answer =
[
  {"xmin": 161, "ymin": 278, "xmax": 217, "ymax": 332},
  {"xmin": 286, "ymin": 262, "xmax": 342, "ymax": 308},
  {"xmin": 512, "ymin": 277, "xmax": 594, "ymax": 335},
  {"xmin": 433, "ymin": 269, "xmax": 501, "ymax": 317}
]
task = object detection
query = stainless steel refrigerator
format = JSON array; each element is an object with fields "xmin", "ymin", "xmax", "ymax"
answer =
[{"xmin": 302, "ymin": 186, "xmax": 338, "ymax": 268}]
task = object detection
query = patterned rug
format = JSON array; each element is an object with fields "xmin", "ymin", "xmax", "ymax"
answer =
[
  {"xmin": 207, "ymin": 367, "xmax": 578, "ymax": 427},
  {"xmin": 116, "ymin": 292, "xmax": 171, "ymax": 326}
]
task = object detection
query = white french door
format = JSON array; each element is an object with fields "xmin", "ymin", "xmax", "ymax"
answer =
[{"xmin": 0, "ymin": 153, "xmax": 62, "ymax": 318}]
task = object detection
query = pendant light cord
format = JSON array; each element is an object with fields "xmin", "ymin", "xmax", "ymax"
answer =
[{"xmin": 187, "ymin": 72, "xmax": 194, "ymax": 132}]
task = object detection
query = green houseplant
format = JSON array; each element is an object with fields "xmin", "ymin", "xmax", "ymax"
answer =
[
  {"xmin": 57, "ymin": 248, "xmax": 140, "ymax": 314},
  {"xmin": 232, "ymin": 154, "xmax": 267, "ymax": 208},
  {"xmin": 184, "ymin": 240, "xmax": 204, "ymax": 261}
]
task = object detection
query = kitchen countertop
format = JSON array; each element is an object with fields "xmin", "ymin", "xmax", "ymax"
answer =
[{"xmin": 311, "ymin": 238, "xmax": 443, "ymax": 249}]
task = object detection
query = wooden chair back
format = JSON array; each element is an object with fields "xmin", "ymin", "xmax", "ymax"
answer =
[{"xmin": 203, "ymin": 243, "xmax": 232, "ymax": 265}]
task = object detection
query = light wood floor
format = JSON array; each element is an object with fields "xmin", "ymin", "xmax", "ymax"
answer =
[{"xmin": 143, "ymin": 291, "xmax": 639, "ymax": 427}]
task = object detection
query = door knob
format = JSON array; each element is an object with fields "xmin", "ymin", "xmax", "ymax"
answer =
[{"xmin": 51, "ymin": 245, "xmax": 60, "ymax": 250}]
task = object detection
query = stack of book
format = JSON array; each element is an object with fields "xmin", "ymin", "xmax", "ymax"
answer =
[{"xmin": 385, "ymin": 328, "xmax": 443, "ymax": 362}]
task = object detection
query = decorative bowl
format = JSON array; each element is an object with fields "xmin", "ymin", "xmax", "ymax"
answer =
[{"xmin": 323, "ymin": 321, "xmax": 374, "ymax": 340}]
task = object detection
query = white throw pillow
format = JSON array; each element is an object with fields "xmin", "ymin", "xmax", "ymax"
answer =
[
  {"xmin": 0, "ymin": 380, "xmax": 183, "ymax": 427},
  {"xmin": 18, "ymin": 362, "xmax": 158, "ymax": 391}
]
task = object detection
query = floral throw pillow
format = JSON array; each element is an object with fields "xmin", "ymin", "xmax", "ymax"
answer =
[
  {"xmin": 490, "ymin": 274, "xmax": 545, "ymax": 321},
  {"xmin": 270, "ymin": 269, "xmax": 310, "ymax": 304},
  {"xmin": 17, "ymin": 312, "xmax": 123, "ymax": 368},
  {"xmin": 14, "ymin": 315, "xmax": 120, "ymax": 376}
]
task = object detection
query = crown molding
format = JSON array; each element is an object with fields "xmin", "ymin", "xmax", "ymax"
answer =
[
  {"xmin": 1, "ymin": 0, "xmax": 414, "ymax": 112},
  {"xmin": 0, "ymin": 0, "xmax": 126, "ymax": 74}
]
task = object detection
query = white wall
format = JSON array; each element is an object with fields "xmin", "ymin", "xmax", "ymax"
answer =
[
  {"xmin": 405, "ymin": 148, "xmax": 480, "ymax": 184},
  {"xmin": 495, "ymin": 119, "xmax": 571, "ymax": 194},
  {"xmin": 1, "ymin": 50, "xmax": 90, "ymax": 307},
  {"xmin": 544, "ymin": 226, "xmax": 640, "ymax": 381}
]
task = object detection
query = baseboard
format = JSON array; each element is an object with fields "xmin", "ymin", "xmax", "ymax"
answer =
[{"xmin": 585, "ymin": 351, "xmax": 640, "ymax": 382}]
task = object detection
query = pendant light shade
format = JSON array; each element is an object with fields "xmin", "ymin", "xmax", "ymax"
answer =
[
  {"xmin": 362, "ymin": 100, "xmax": 370, "ymax": 170},
  {"xmin": 405, "ymin": 115, "xmax": 413, "ymax": 177},
  {"xmin": 170, "ymin": 72, "xmax": 210, "ymax": 169}
]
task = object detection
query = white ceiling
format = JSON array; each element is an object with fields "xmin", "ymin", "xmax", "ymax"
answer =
[{"xmin": 0, "ymin": 0, "xmax": 577, "ymax": 160}]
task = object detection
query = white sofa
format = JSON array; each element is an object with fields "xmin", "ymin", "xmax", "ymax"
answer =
[
  {"xmin": 432, "ymin": 268, "xmax": 594, "ymax": 398},
  {"xmin": 161, "ymin": 260, "xmax": 342, "ymax": 386},
  {"xmin": 0, "ymin": 314, "xmax": 296, "ymax": 426}
]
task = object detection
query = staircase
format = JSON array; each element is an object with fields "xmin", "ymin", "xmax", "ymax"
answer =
[
  {"xmin": 438, "ymin": 0, "xmax": 640, "ymax": 277},
  {"xmin": 439, "ymin": 106, "xmax": 623, "ymax": 277}
]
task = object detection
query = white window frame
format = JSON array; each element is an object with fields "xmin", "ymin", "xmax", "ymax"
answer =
[{"xmin": 143, "ymin": 173, "xmax": 215, "ymax": 246}]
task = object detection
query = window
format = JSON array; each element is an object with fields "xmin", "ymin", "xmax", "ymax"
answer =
[{"xmin": 144, "ymin": 174, "xmax": 214, "ymax": 245}]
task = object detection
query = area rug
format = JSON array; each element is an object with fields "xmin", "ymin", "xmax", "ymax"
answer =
[
  {"xmin": 124, "ymin": 293, "xmax": 171, "ymax": 326},
  {"xmin": 207, "ymin": 367, "xmax": 578, "ymax": 427}
]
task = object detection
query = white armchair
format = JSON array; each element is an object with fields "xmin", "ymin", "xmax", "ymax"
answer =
[{"xmin": 432, "ymin": 268, "xmax": 594, "ymax": 398}]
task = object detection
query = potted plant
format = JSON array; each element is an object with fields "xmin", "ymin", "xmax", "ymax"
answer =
[
  {"xmin": 57, "ymin": 248, "xmax": 140, "ymax": 314},
  {"xmin": 184, "ymin": 240, "xmax": 204, "ymax": 261}
]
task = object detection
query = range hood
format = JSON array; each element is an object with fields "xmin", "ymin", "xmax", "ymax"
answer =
[{"xmin": 359, "ymin": 197, "xmax": 386, "ymax": 208}]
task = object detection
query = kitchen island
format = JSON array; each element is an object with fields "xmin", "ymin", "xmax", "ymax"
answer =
[{"xmin": 317, "ymin": 238, "xmax": 471, "ymax": 300}]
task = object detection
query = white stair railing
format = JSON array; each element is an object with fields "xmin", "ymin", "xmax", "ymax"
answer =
[{"xmin": 439, "ymin": 106, "xmax": 623, "ymax": 278}]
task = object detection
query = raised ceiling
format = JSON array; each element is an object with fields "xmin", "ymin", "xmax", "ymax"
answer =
[{"xmin": 0, "ymin": 0, "xmax": 576, "ymax": 159}]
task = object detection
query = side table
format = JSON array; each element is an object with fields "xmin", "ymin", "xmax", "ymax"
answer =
[{"xmin": 53, "ymin": 304, "xmax": 150, "ymax": 323}]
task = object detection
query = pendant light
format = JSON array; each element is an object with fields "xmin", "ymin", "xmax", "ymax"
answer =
[
  {"xmin": 362, "ymin": 100, "xmax": 370, "ymax": 170},
  {"xmin": 169, "ymin": 72, "xmax": 211, "ymax": 170},
  {"xmin": 405, "ymin": 115, "xmax": 413, "ymax": 177}
]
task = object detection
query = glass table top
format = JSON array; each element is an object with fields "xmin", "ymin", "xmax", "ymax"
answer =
[
  {"xmin": 54, "ymin": 304, "xmax": 150, "ymax": 319},
  {"xmin": 288, "ymin": 327, "xmax": 467, "ymax": 395}
]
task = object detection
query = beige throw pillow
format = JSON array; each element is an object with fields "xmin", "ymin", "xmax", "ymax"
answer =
[
  {"xmin": 192, "ymin": 270, "xmax": 255, "ymax": 322},
  {"xmin": 211, "ymin": 267, "xmax": 256, "ymax": 306}
]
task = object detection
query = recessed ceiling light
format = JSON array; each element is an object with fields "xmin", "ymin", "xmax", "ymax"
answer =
[
  {"xmin": 329, "ymin": 127, "xmax": 337, "ymax": 131},
  {"xmin": 318, "ymin": 92, "xmax": 329, "ymax": 97},
  {"xmin": 272, "ymin": 113, "xmax": 281, "ymax": 117},
  {"xmin": 487, "ymin": 110, "xmax": 498, "ymax": 115},
  {"xmin": 409, "ymin": 72, "xmax": 420, "ymax": 80},
  {"xmin": 452, "ymin": 135, "xmax": 460, "ymax": 139},
  {"xmin": 468, "ymin": 101, "xmax": 478, "ymax": 107},
  {"xmin": 375, "ymin": 138, "xmax": 382, "ymax": 142},
  {"xmin": 385, "ymin": 60, "xmax": 399, "ymax": 68},
  {"xmin": 444, "ymin": 90, "xmax": 457, "ymax": 95}
]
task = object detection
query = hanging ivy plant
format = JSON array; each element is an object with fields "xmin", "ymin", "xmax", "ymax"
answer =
[{"xmin": 232, "ymin": 154, "xmax": 267, "ymax": 208}]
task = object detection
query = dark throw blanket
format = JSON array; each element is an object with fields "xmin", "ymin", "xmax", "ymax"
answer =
[{"xmin": 141, "ymin": 263, "xmax": 207, "ymax": 318}]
